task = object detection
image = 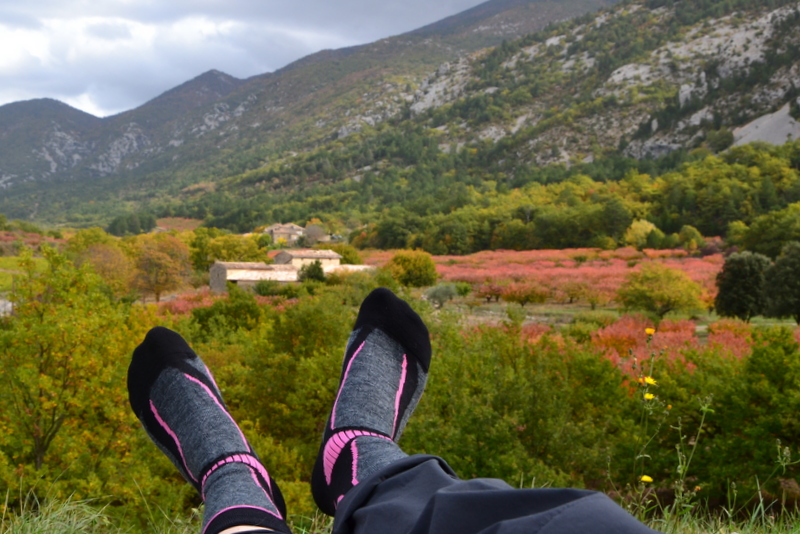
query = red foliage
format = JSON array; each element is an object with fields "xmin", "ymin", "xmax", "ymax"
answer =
[
  {"xmin": 521, "ymin": 323, "xmax": 552, "ymax": 344},
  {"xmin": 708, "ymin": 319, "xmax": 753, "ymax": 359},
  {"xmin": 592, "ymin": 315, "xmax": 699, "ymax": 376},
  {"xmin": 157, "ymin": 288, "xmax": 225, "ymax": 316}
]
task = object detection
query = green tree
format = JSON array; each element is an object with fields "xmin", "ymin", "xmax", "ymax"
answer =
[
  {"xmin": 315, "ymin": 243, "xmax": 362, "ymax": 264},
  {"xmin": 132, "ymin": 234, "xmax": 190, "ymax": 302},
  {"xmin": 426, "ymin": 283, "xmax": 458, "ymax": 308},
  {"xmin": 624, "ymin": 220, "xmax": 658, "ymax": 249},
  {"xmin": 0, "ymin": 248, "xmax": 130, "ymax": 471},
  {"xmin": 207, "ymin": 234, "xmax": 266, "ymax": 264},
  {"xmin": 678, "ymin": 224, "xmax": 706, "ymax": 251},
  {"xmin": 298, "ymin": 260, "xmax": 326, "ymax": 282},
  {"xmin": 387, "ymin": 250, "xmax": 438, "ymax": 287},
  {"xmin": 65, "ymin": 227, "xmax": 114, "ymax": 256},
  {"xmin": 765, "ymin": 242, "xmax": 800, "ymax": 323},
  {"xmin": 743, "ymin": 203, "xmax": 800, "ymax": 258},
  {"xmin": 617, "ymin": 263, "xmax": 704, "ymax": 319},
  {"xmin": 715, "ymin": 251, "xmax": 771, "ymax": 322}
]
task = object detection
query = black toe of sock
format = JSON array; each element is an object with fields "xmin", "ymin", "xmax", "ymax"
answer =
[
  {"xmin": 127, "ymin": 326, "xmax": 198, "ymax": 419},
  {"xmin": 353, "ymin": 288, "xmax": 431, "ymax": 372}
]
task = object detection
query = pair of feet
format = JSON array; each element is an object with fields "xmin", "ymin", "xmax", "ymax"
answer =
[{"xmin": 127, "ymin": 288, "xmax": 431, "ymax": 534}]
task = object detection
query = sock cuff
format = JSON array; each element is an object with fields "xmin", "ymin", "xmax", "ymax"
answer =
[
  {"xmin": 353, "ymin": 288, "xmax": 431, "ymax": 371},
  {"xmin": 199, "ymin": 452, "xmax": 269, "ymax": 498},
  {"xmin": 203, "ymin": 506, "xmax": 291, "ymax": 534}
]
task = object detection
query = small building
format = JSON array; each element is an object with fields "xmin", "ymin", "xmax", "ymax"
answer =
[
  {"xmin": 273, "ymin": 249, "xmax": 342, "ymax": 269},
  {"xmin": 264, "ymin": 223, "xmax": 305, "ymax": 245},
  {"xmin": 209, "ymin": 261, "xmax": 298, "ymax": 292}
]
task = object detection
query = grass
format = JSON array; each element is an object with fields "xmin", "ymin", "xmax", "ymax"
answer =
[
  {"xmin": 0, "ymin": 256, "xmax": 46, "ymax": 292},
  {"xmin": 3, "ymin": 498, "xmax": 799, "ymax": 534}
]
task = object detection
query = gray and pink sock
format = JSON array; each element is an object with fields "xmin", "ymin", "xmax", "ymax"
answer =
[
  {"xmin": 128, "ymin": 327, "xmax": 291, "ymax": 534},
  {"xmin": 311, "ymin": 288, "xmax": 431, "ymax": 516}
]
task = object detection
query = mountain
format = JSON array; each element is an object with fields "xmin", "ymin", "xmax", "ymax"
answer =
[
  {"xmin": 0, "ymin": 0, "xmax": 618, "ymax": 223},
  {"xmin": 2, "ymin": 0, "xmax": 800, "ymax": 228}
]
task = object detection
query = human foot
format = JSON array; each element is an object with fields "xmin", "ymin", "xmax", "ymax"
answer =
[
  {"xmin": 128, "ymin": 327, "xmax": 291, "ymax": 534},
  {"xmin": 311, "ymin": 288, "xmax": 431, "ymax": 515}
]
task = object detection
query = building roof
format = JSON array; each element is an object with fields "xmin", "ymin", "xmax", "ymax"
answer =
[
  {"xmin": 213, "ymin": 261, "xmax": 274, "ymax": 270},
  {"xmin": 274, "ymin": 249, "xmax": 342, "ymax": 261},
  {"xmin": 265, "ymin": 223, "xmax": 304, "ymax": 232}
]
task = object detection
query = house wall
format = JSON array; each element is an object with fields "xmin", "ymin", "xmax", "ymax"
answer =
[
  {"xmin": 209, "ymin": 264, "xmax": 228, "ymax": 292},
  {"xmin": 290, "ymin": 257, "xmax": 340, "ymax": 269}
]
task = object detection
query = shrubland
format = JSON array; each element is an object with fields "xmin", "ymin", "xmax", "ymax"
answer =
[{"xmin": 1, "ymin": 244, "xmax": 799, "ymax": 533}]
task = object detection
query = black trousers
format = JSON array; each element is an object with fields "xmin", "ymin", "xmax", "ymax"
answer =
[{"xmin": 333, "ymin": 455, "xmax": 662, "ymax": 534}]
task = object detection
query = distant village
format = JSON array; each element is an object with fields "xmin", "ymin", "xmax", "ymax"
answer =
[{"xmin": 210, "ymin": 223, "xmax": 373, "ymax": 292}]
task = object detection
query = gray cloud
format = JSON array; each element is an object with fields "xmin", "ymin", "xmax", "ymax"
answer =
[{"xmin": 0, "ymin": 0, "xmax": 487, "ymax": 116}]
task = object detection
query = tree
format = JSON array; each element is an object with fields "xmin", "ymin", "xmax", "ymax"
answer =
[
  {"xmin": 207, "ymin": 234, "xmax": 266, "ymax": 263},
  {"xmin": 189, "ymin": 227, "xmax": 225, "ymax": 271},
  {"xmin": 426, "ymin": 283, "xmax": 458, "ymax": 308},
  {"xmin": 0, "ymin": 248, "xmax": 131, "ymax": 471},
  {"xmin": 132, "ymin": 234, "xmax": 190, "ymax": 302},
  {"xmin": 501, "ymin": 282, "xmax": 549, "ymax": 307},
  {"xmin": 65, "ymin": 227, "xmax": 114, "ymax": 256},
  {"xmin": 76, "ymin": 242, "xmax": 135, "ymax": 298},
  {"xmin": 315, "ymin": 243, "xmax": 363, "ymax": 264},
  {"xmin": 617, "ymin": 263, "xmax": 704, "ymax": 319},
  {"xmin": 715, "ymin": 251, "xmax": 771, "ymax": 322},
  {"xmin": 624, "ymin": 220, "xmax": 658, "ymax": 249},
  {"xmin": 765, "ymin": 242, "xmax": 800, "ymax": 323},
  {"xmin": 298, "ymin": 260, "xmax": 326, "ymax": 282},
  {"xmin": 387, "ymin": 250, "xmax": 438, "ymax": 287}
]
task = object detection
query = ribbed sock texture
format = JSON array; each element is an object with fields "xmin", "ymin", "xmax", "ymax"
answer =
[
  {"xmin": 311, "ymin": 288, "xmax": 431, "ymax": 516},
  {"xmin": 128, "ymin": 327, "xmax": 291, "ymax": 534}
]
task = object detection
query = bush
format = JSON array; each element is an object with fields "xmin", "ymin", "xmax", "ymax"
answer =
[
  {"xmin": 298, "ymin": 260, "xmax": 325, "ymax": 282},
  {"xmin": 387, "ymin": 250, "xmax": 438, "ymax": 287},
  {"xmin": 572, "ymin": 310, "xmax": 618, "ymax": 327},
  {"xmin": 426, "ymin": 283, "xmax": 458, "ymax": 308},
  {"xmin": 617, "ymin": 263, "xmax": 704, "ymax": 319},
  {"xmin": 254, "ymin": 279, "xmax": 282, "ymax": 296}
]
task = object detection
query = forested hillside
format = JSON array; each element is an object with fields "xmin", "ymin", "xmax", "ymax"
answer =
[{"xmin": 2, "ymin": 0, "xmax": 800, "ymax": 253}]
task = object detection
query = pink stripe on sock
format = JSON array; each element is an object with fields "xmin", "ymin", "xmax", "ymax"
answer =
[
  {"xmin": 392, "ymin": 355, "xmax": 408, "ymax": 439},
  {"xmin": 150, "ymin": 400, "xmax": 197, "ymax": 482},
  {"xmin": 201, "ymin": 453, "xmax": 274, "ymax": 499},
  {"xmin": 202, "ymin": 505, "xmax": 282, "ymax": 534},
  {"xmin": 331, "ymin": 340, "xmax": 366, "ymax": 430},
  {"xmin": 184, "ymin": 373, "xmax": 249, "ymax": 449},
  {"xmin": 322, "ymin": 429, "xmax": 391, "ymax": 484},
  {"xmin": 351, "ymin": 440, "xmax": 359, "ymax": 485}
]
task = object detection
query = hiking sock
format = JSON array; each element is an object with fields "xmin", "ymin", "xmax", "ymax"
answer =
[
  {"xmin": 311, "ymin": 287, "xmax": 432, "ymax": 515},
  {"xmin": 128, "ymin": 327, "xmax": 291, "ymax": 534}
]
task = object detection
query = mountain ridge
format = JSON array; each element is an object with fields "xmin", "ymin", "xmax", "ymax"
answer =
[{"xmin": 4, "ymin": 0, "xmax": 798, "ymax": 228}]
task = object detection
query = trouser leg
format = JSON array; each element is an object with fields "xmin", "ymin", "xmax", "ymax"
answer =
[{"xmin": 334, "ymin": 455, "xmax": 662, "ymax": 534}]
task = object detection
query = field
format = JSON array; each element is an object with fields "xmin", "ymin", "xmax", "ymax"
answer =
[{"xmin": 0, "ymin": 256, "xmax": 47, "ymax": 292}]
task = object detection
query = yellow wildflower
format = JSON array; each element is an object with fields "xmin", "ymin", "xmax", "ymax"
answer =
[
  {"xmin": 644, "ymin": 393, "xmax": 656, "ymax": 400},
  {"xmin": 645, "ymin": 328, "xmax": 655, "ymax": 335},
  {"xmin": 640, "ymin": 475, "xmax": 653, "ymax": 483},
  {"xmin": 694, "ymin": 486, "xmax": 701, "ymax": 492},
  {"xmin": 642, "ymin": 376, "xmax": 657, "ymax": 385}
]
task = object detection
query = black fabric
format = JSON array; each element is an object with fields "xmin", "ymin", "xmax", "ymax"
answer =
[
  {"xmin": 333, "ymin": 455, "xmax": 662, "ymax": 534},
  {"xmin": 353, "ymin": 287, "xmax": 431, "ymax": 371},
  {"xmin": 204, "ymin": 507, "xmax": 292, "ymax": 534}
]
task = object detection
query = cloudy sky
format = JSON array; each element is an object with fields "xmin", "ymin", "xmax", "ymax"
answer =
[{"xmin": 0, "ymin": 0, "xmax": 486, "ymax": 118}]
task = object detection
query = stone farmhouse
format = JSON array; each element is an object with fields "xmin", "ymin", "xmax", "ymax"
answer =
[
  {"xmin": 209, "ymin": 251, "xmax": 374, "ymax": 292},
  {"xmin": 273, "ymin": 249, "xmax": 342, "ymax": 269},
  {"xmin": 209, "ymin": 262, "xmax": 297, "ymax": 292},
  {"xmin": 263, "ymin": 223, "xmax": 304, "ymax": 245}
]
